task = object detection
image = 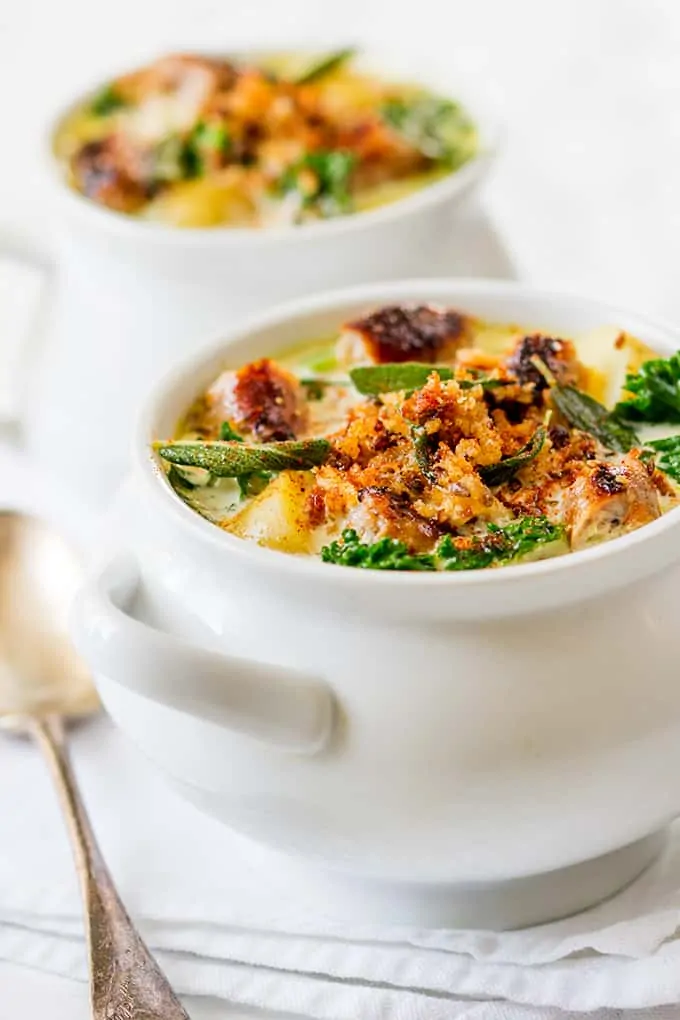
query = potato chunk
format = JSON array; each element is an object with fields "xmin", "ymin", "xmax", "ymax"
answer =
[{"xmin": 225, "ymin": 472, "xmax": 315, "ymax": 553}]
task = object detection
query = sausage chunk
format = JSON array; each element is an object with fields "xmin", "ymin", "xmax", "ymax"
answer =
[
  {"xmin": 337, "ymin": 305, "xmax": 468, "ymax": 365},
  {"xmin": 207, "ymin": 358, "xmax": 308, "ymax": 441},
  {"xmin": 566, "ymin": 455, "xmax": 660, "ymax": 550},
  {"xmin": 505, "ymin": 334, "xmax": 583, "ymax": 391},
  {"xmin": 71, "ymin": 137, "xmax": 148, "ymax": 213}
]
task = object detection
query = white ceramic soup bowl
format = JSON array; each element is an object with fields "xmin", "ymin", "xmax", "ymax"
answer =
[
  {"xmin": 71, "ymin": 279, "xmax": 680, "ymax": 929},
  {"xmin": 18, "ymin": 49, "xmax": 497, "ymax": 509}
]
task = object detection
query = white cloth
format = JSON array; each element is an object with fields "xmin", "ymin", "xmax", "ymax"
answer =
[
  {"xmin": 5, "ymin": 714, "xmax": 680, "ymax": 1020},
  {"xmin": 2, "ymin": 445, "xmax": 680, "ymax": 1020}
]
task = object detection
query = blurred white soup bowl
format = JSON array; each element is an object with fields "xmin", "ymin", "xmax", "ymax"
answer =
[
  {"xmin": 17, "ymin": 50, "xmax": 497, "ymax": 507},
  {"xmin": 71, "ymin": 279, "xmax": 680, "ymax": 929}
]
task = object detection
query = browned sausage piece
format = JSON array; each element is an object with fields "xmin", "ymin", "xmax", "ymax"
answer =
[
  {"xmin": 71, "ymin": 137, "xmax": 149, "ymax": 213},
  {"xmin": 566, "ymin": 455, "xmax": 660, "ymax": 550},
  {"xmin": 505, "ymin": 334, "xmax": 583, "ymax": 390},
  {"xmin": 337, "ymin": 305, "xmax": 469, "ymax": 365},
  {"xmin": 207, "ymin": 358, "xmax": 309, "ymax": 441}
]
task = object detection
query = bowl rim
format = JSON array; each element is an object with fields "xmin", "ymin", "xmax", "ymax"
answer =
[
  {"xmin": 134, "ymin": 276, "xmax": 680, "ymax": 591},
  {"xmin": 42, "ymin": 45, "xmax": 500, "ymax": 247}
]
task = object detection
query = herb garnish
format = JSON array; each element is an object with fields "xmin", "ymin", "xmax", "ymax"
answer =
[
  {"xmin": 531, "ymin": 357, "xmax": 639, "ymax": 452},
  {"xmin": 155, "ymin": 438, "xmax": 331, "ymax": 475},
  {"xmin": 294, "ymin": 48, "xmax": 356, "ymax": 85},
  {"xmin": 218, "ymin": 422, "xmax": 272, "ymax": 497},
  {"xmin": 321, "ymin": 516, "xmax": 566, "ymax": 571},
  {"xmin": 613, "ymin": 352, "xmax": 680, "ymax": 424},
  {"xmin": 381, "ymin": 96, "xmax": 476, "ymax": 168},
  {"xmin": 90, "ymin": 84, "xmax": 126, "ymax": 116},
  {"xmin": 411, "ymin": 424, "xmax": 438, "ymax": 482},
  {"xmin": 300, "ymin": 378, "xmax": 347, "ymax": 400},
  {"xmin": 349, "ymin": 362, "xmax": 507, "ymax": 396},
  {"xmin": 478, "ymin": 426, "xmax": 547, "ymax": 487},
  {"xmin": 186, "ymin": 121, "xmax": 231, "ymax": 176},
  {"xmin": 279, "ymin": 150, "xmax": 357, "ymax": 217}
]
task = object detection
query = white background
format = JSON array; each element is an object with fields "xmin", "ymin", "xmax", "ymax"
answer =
[
  {"xmin": 2, "ymin": 0, "xmax": 680, "ymax": 1015},
  {"xmin": 3, "ymin": 0, "xmax": 680, "ymax": 318}
]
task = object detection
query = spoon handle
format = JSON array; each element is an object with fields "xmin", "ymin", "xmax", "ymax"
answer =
[{"xmin": 31, "ymin": 716, "xmax": 190, "ymax": 1020}]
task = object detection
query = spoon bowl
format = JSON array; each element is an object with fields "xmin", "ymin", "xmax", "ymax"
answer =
[
  {"xmin": 0, "ymin": 511, "xmax": 98, "ymax": 724},
  {"xmin": 0, "ymin": 509, "xmax": 189, "ymax": 1018}
]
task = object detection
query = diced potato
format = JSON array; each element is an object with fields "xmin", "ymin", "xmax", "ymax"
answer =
[
  {"xmin": 471, "ymin": 323, "xmax": 523, "ymax": 356},
  {"xmin": 575, "ymin": 326, "xmax": 658, "ymax": 407},
  {"xmin": 141, "ymin": 177, "xmax": 257, "ymax": 227},
  {"xmin": 225, "ymin": 471, "xmax": 316, "ymax": 553}
]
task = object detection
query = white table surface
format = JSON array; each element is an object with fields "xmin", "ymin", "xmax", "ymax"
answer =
[{"xmin": 3, "ymin": 0, "xmax": 680, "ymax": 1014}]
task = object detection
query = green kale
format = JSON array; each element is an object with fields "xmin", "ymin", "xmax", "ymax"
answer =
[
  {"xmin": 219, "ymin": 421, "xmax": 243, "ymax": 442},
  {"xmin": 320, "ymin": 516, "xmax": 566, "ymax": 572},
  {"xmin": 645, "ymin": 435, "xmax": 680, "ymax": 482},
  {"xmin": 186, "ymin": 120, "xmax": 231, "ymax": 176},
  {"xmin": 294, "ymin": 48, "xmax": 356, "ymax": 84},
  {"xmin": 438, "ymin": 517, "xmax": 566, "ymax": 570},
  {"xmin": 321, "ymin": 530, "xmax": 436, "ymax": 570},
  {"xmin": 613, "ymin": 352, "xmax": 680, "ymax": 424},
  {"xmin": 381, "ymin": 96, "xmax": 477, "ymax": 168},
  {"xmin": 279, "ymin": 150, "xmax": 357, "ymax": 217},
  {"xmin": 90, "ymin": 84, "xmax": 126, "ymax": 116},
  {"xmin": 152, "ymin": 121, "xmax": 231, "ymax": 183},
  {"xmin": 478, "ymin": 426, "xmax": 547, "ymax": 487}
]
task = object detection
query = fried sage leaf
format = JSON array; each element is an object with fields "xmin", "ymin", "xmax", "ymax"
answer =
[
  {"xmin": 411, "ymin": 424, "xmax": 438, "ymax": 482},
  {"xmin": 478, "ymin": 426, "xmax": 547, "ymax": 487},
  {"xmin": 155, "ymin": 438, "xmax": 331, "ymax": 476},
  {"xmin": 531, "ymin": 356, "xmax": 639, "ymax": 453},
  {"xmin": 350, "ymin": 362, "xmax": 507, "ymax": 396},
  {"xmin": 294, "ymin": 48, "xmax": 356, "ymax": 84},
  {"xmin": 551, "ymin": 386, "xmax": 639, "ymax": 453}
]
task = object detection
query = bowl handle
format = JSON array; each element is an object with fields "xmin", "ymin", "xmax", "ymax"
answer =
[{"xmin": 70, "ymin": 552, "xmax": 335, "ymax": 754}]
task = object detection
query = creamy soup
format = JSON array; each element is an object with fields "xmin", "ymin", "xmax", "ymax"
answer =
[
  {"xmin": 54, "ymin": 50, "xmax": 478, "ymax": 228},
  {"xmin": 154, "ymin": 304, "xmax": 680, "ymax": 570}
]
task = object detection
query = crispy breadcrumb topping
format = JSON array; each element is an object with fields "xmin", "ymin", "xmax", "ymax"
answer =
[{"xmin": 164, "ymin": 304, "xmax": 680, "ymax": 567}]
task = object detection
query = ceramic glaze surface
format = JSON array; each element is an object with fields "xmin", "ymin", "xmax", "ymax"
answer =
[{"xmin": 72, "ymin": 281, "xmax": 680, "ymax": 923}]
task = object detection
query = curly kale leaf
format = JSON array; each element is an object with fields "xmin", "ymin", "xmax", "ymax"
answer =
[
  {"xmin": 381, "ymin": 96, "xmax": 477, "ymax": 168},
  {"xmin": 613, "ymin": 351, "xmax": 680, "ymax": 424},
  {"xmin": 321, "ymin": 530, "xmax": 437, "ymax": 570},
  {"xmin": 90, "ymin": 84, "xmax": 126, "ymax": 116},
  {"xmin": 279, "ymin": 150, "xmax": 357, "ymax": 217},
  {"xmin": 320, "ymin": 516, "xmax": 566, "ymax": 572},
  {"xmin": 645, "ymin": 435, "xmax": 680, "ymax": 482}
]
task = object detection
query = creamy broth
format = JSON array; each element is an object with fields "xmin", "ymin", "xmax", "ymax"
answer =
[
  {"xmin": 155, "ymin": 306, "xmax": 680, "ymax": 570},
  {"xmin": 54, "ymin": 51, "xmax": 478, "ymax": 228}
]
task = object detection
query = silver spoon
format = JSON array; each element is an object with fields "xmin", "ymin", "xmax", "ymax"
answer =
[{"xmin": 0, "ymin": 510, "xmax": 190, "ymax": 1019}]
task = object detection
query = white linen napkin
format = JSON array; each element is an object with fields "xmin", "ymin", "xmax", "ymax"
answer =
[
  {"xmin": 5, "ymin": 716, "xmax": 680, "ymax": 1020},
  {"xmin": 3, "ymin": 446, "xmax": 680, "ymax": 1020}
]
